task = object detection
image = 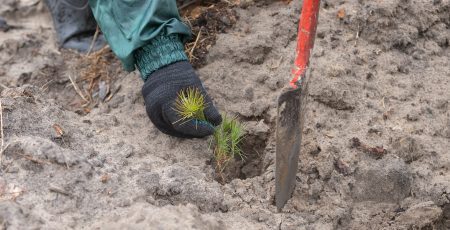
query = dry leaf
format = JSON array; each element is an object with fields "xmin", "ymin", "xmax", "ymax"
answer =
[
  {"xmin": 100, "ymin": 174, "xmax": 109, "ymax": 183},
  {"xmin": 337, "ymin": 8, "xmax": 346, "ymax": 19},
  {"xmin": 52, "ymin": 124, "xmax": 64, "ymax": 137}
]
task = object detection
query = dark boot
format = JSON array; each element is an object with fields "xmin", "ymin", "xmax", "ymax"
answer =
[{"xmin": 44, "ymin": 0, "xmax": 106, "ymax": 53}]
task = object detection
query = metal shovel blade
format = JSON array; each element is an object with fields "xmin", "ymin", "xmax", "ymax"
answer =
[
  {"xmin": 275, "ymin": 0, "xmax": 319, "ymax": 211},
  {"xmin": 275, "ymin": 84, "xmax": 308, "ymax": 211}
]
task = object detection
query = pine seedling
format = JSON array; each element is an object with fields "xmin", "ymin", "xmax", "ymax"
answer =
[
  {"xmin": 174, "ymin": 87, "xmax": 207, "ymax": 123},
  {"xmin": 173, "ymin": 88, "xmax": 246, "ymax": 175},
  {"xmin": 212, "ymin": 114, "xmax": 245, "ymax": 173}
]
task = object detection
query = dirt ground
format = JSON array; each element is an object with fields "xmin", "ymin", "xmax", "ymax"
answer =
[{"xmin": 0, "ymin": 0, "xmax": 449, "ymax": 229}]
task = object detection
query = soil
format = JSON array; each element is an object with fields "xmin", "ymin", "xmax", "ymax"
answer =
[
  {"xmin": 181, "ymin": 1, "xmax": 238, "ymax": 68},
  {"xmin": 0, "ymin": 0, "xmax": 449, "ymax": 229}
]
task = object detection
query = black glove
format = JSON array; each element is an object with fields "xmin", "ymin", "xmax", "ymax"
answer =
[{"xmin": 142, "ymin": 61, "xmax": 222, "ymax": 138}]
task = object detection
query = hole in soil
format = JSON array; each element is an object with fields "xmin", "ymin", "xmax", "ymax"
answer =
[{"xmin": 212, "ymin": 133, "xmax": 268, "ymax": 184}]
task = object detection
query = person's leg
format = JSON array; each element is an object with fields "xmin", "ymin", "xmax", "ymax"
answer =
[{"xmin": 44, "ymin": 0, "xmax": 106, "ymax": 52}]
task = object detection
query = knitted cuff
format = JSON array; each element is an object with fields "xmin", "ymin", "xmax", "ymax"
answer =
[{"xmin": 134, "ymin": 34, "xmax": 188, "ymax": 81}]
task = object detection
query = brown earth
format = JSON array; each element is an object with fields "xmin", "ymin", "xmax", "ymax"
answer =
[{"xmin": 0, "ymin": 0, "xmax": 449, "ymax": 229}]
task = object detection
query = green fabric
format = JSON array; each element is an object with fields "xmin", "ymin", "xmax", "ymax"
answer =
[
  {"xmin": 134, "ymin": 34, "xmax": 188, "ymax": 81},
  {"xmin": 88, "ymin": 0, "xmax": 191, "ymax": 72}
]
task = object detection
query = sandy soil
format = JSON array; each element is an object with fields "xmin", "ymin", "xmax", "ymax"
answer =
[{"xmin": 0, "ymin": 0, "xmax": 449, "ymax": 229}]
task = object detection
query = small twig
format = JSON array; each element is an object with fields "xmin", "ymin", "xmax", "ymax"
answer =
[
  {"xmin": 354, "ymin": 23, "xmax": 360, "ymax": 46},
  {"xmin": 0, "ymin": 83, "xmax": 9, "ymax": 89},
  {"xmin": 104, "ymin": 85, "xmax": 121, "ymax": 102},
  {"xmin": 184, "ymin": 17, "xmax": 193, "ymax": 28},
  {"xmin": 49, "ymin": 185, "xmax": 73, "ymax": 197},
  {"xmin": 86, "ymin": 25, "xmax": 100, "ymax": 56},
  {"xmin": 21, "ymin": 154, "xmax": 51, "ymax": 165},
  {"xmin": 188, "ymin": 27, "xmax": 203, "ymax": 60},
  {"xmin": 0, "ymin": 100, "xmax": 4, "ymax": 164},
  {"xmin": 68, "ymin": 74, "xmax": 89, "ymax": 103},
  {"xmin": 40, "ymin": 79, "xmax": 55, "ymax": 92}
]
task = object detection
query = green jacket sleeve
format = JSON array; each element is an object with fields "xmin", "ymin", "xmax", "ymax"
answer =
[{"xmin": 88, "ymin": 0, "xmax": 191, "ymax": 72}]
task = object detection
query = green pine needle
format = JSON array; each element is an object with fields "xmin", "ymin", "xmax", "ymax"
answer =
[
  {"xmin": 212, "ymin": 114, "xmax": 245, "ymax": 172},
  {"xmin": 173, "ymin": 88, "xmax": 245, "ymax": 174},
  {"xmin": 174, "ymin": 87, "xmax": 206, "ymax": 123}
]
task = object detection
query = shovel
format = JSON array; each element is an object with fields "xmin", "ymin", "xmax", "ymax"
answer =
[{"xmin": 275, "ymin": 0, "xmax": 321, "ymax": 211}]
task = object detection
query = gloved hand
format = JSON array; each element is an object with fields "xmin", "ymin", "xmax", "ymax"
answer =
[{"xmin": 142, "ymin": 61, "xmax": 222, "ymax": 138}]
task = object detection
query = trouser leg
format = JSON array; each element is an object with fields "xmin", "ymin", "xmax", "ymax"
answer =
[{"xmin": 44, "ymin": 0, "xmax": 106, "ymax": 52}]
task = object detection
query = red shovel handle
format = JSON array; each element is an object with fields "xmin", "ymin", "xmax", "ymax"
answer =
[{"xmin": 290, "ymin": 0, "xmax": 321, "ymax": 88}]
